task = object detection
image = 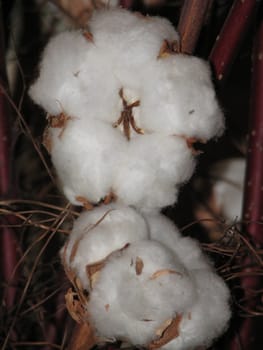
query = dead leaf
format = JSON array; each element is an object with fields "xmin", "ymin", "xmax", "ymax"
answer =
[
  {"xmin": 86, "ymin": 260, "xmax": 106, "ymax": 289},
  {"xmin": 135, "ymin": 256, "xmax": 144, "ymax": 275},
  {"xmin": 68, "ymin": 322, "xmax": 97, "ymax": 350},
  {"xmin": 42, "ymin": 126, "xmax": 52, "ymax": 153},
  {"xmin": 103, "ymin": 191, "xmax": 116, "ymax": 205},
  {"xmin": 158, "ymin": 39, "xmax": 180, "ymax": 59},
  {"xmin": 70, "ymin": 236, "xmax": 84, "ymax": 263},
  {"xmin": 148, "ymin": 314, "xmax": 182, "ymax": 349},
  {"xmin": 75, "ymin": 196, "xmax": 94, "ymax": 210},
  {"xmin": 65, "ymin": 288, "xmax": 87, "ymax": 323},
  {"xmin": 150, "ymin": 269, "xmax": 182, "ymax": 280},
  {"xmin": 82, "ymin": 30, "xmax": 94, "ymax": 42},
  {"xmin": 47, "ymin": 112, "xmax": 75, "ymax": 138}
]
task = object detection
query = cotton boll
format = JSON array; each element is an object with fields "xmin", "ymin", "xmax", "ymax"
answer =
[
  {"xmin": 50, "ymin": 117, "xmax": 125, "ymax": 205},
  {"xmin": 62, "ymin": 204, "xmax": 149, "ymax": 289},
  {"xmin": 162, "ymin": 270, "xmax": 231, "ymax": 350},
  {"xmin": 75, "ymin": 55, "xmax": 121, "ymax": 122},
  {"xmin": 89, "ymin": 8, "xmax": 178, "ymax": 71},
  {"xmin": 29, "ymin": 29, "xmax": 122, "ymax": 122},
  {"xmin": 114, "ymin": 134, "xmax": 195, "ymax": 210},
  {"xmin": 211, "ymin": 158, "xmax": 245, "ymax": 221},
  {"xmin": 146, "ymin": 213, "xmax": 211, "ymax": 270},
  {"xmin": 29, "ymin": 31, "xmax": 91, "ymax": 116},
  {"xmin": 145, "ymin": 211, "xmax": 181, "ymax": 242},
  {"xmin": 88, "ymin": 240, "xmax": 196, "ymax": 345},
  {"xmin": 142, "ymin": 214, "xmax": 231, "ymax": 349},
  {"xmin": 141, "ymin": 56, "xmax": 224, "ymax": 140}
]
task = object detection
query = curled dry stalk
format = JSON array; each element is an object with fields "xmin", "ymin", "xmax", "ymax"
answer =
[{"xmin": 1, "ymin": 203, "xmax": 72, "ymax": 350}]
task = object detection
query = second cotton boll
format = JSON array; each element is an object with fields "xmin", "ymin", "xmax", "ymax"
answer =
[
  {"xmin": 29, "ymin": 8, "xmax": 224, "ymax": 210},
  {"xmin": 61, "ymin": 206, "xmax": 231, "ymax": 350}
]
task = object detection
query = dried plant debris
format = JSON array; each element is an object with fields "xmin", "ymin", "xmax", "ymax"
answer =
[
  {"xmin": 61, "ymin": 206, "xmax": 231, "ymax": 350},
  {"xmin": 29, "ymin": 8, "xmax": 223, "ymax": 211}
]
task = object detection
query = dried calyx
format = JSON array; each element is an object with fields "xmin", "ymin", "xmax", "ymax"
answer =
[{"xmin": 113, "ymin": 88, "xmax": 143, "ymax": 140}]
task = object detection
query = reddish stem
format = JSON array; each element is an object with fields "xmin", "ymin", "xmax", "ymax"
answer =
[
  {"xmin": 120, "ymin": 0, "xmax": 134, "ymax": 8},
  {"xmin": 178, "ymin": 0, "xmax": 211, "ymax": 54},
  {"xmin": 243, "ymin": 21, "xmax": 263, "ymax": 242},
  {"xmin": 228, "ymin": 18, "xmax": 263, "ymax": 350},
  {"xmin": 0, "ymin": 5, "xmax": 20, "ymax": 310},
  {"xmin": 209, "ymin": 0, "xmax": 258, "ymax": 83}
]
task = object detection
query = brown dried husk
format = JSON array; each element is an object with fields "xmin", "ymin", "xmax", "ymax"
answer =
[
  {"xmin": 148, "ymin": 314, "xmax": 183, "ymax": 350},
  {"xmin": 158, "ymin": 39, "xmax": 180, "ymax": 59}
]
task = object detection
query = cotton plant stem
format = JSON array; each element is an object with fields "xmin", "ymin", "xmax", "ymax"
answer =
[
  {"xmin": 49, "ymin": 0, "xmax": 104, "ymax": 27},
  {"xmin": 178, "ymin": 0, "xmax": 211, "ymax": 54},
  {"xmin": 228, "ymin": 19, "xmax": 263, "ymax": 350},
  {"xmin": 243, "ymin": 20, "xmax": 263, "ymax": 242},
  {"xmin": 120, "ymin": 0, "xmax": 134, "ymax": 8},
  {"xmin": 209, "ymin": 0, "xmax": 258, "ymax": 83},
  {"xmin": 0, "ymin": 4, "xmax": 20, "ymax": 310},
  {"xmin": 67, "ymin": 322, "xmax": 96, "ymax": 350}
]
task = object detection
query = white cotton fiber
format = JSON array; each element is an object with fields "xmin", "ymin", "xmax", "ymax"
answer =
[
  {"xmin": 140, "ymin": 56, "xmax": 224, "ymax": 140},
  {"xmin": 88, "ymin": 237, "xmax": 230, "ymax": 349},
  {"xmin": 210, "ymin": 158, "xmax": 245, "ymax": 221},
  {"xmin": 49, "ymin": 117, "xmax": 125, "ymax": 205},
  {"xmin": 62, "ymin": 204, "xmax": 149, "ymax": 289},
  {"xmin": 29, "ymin": 30, "xmax": 122, "ymax": 122},
  {"xmin": 29, "ymin": 31, "xmax": 90, "ymax": 116},
  {"xmin": 88, "ymin": 240, "xmax": 196, "ymax": 345},
  {"xmin": 84, "ymin": 211, "xmax": 230, "ymax": 349},
  {"xmin": 61, "ymin": 204, "xmax": 230, "ymax": 348},
  {"xmin": 146, "ymin": 212, "xmax": 212, "ymax": 270},
  {"xmin": 162, "ymin": 269, "xmax": 231, "ymax": 350},
  {"xmin": 144, "ymin": 213, "xmax": 231, "ymax": 349},
  {"xmin": 50, "ymin": 117, "xmax": 195, "ymax": 209},
  {"xmin": 88, "ymin": 8, "xmax": 178, "ymax": 73},
  {"xmin": 113, "ymin": 134, "xmax": 195, "ymax": 210},
  {"xmin": 30, "ymin": 7, "xmax": 224, "ymax": 209}
]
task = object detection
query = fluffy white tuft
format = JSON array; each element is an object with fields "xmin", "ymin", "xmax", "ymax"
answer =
[
  {"xmin": 88, "ymin": 240, "xmax": 196, "ymax": 345},
  {"xmin": 113, "ymin": 135, "xmax": 195, "ymax": 210},
  {"xmin": 62, "ymin": 204, "xmax": 149, "ymax": 288},
  {"xmin": 83, "ymin": 210, "xmax": 231, "ymax": 349},
  {"xmin": 29, "ymin": 8, "xmax": 224, "ymax": 209},
  {"xmin": 50, "ymin": 118, "xmax": 125, "ymax": 205}
]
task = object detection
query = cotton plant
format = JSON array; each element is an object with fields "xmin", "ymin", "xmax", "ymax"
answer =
[
  {"xmin": 29, "ymin": 7, "xmax": 224, "ymax": 211},
  {"xmin": 29, "ymin": 6, "xmax": 230, "ymax": 350},
  {"xmin": 61, "ymin": 207, "xmax": 231, "ymax": 350}
]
